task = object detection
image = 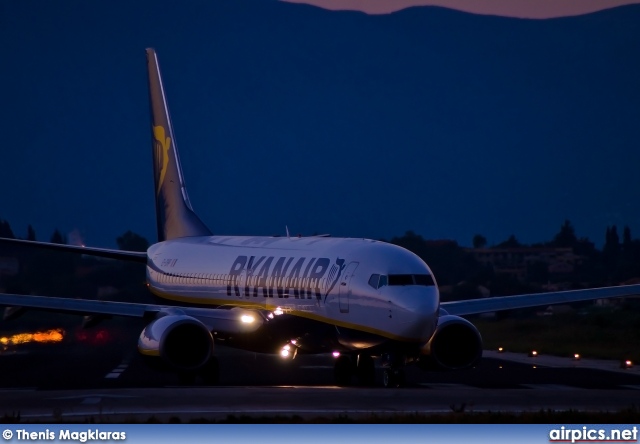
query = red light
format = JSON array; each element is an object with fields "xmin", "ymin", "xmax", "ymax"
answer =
[{"xmin": 75, "ymin": 328, "xmax": 111, "ymax": 345}]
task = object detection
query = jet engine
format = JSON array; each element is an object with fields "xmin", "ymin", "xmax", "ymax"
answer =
[
  {"xmin": 138, "ymin": 314, "xmax": 213, "ymax": 370},
  {"xmin": 419, "ymin": 314, "xmax": 482, "ymax": 371}
]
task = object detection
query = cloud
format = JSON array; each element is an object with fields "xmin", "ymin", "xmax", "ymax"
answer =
[{"xmin": 281, "ymin": 0, "xmax": 640, "ymax": 18}]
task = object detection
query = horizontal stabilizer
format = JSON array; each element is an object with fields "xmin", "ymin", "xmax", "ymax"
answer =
[{"xmin": 0, "ymin": 237, "xmax": 147, "ymax": 263}]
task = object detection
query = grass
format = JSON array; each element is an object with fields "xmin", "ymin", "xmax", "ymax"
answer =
[
  {"xmin": 473, "ymin": 305, "xmax": 640, "ymax": 362},
  {"xmin": 4, "ymin": 408, "xmax": 640, "ymax": 423}
]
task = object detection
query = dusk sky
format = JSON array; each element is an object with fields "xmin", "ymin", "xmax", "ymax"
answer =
[
  {"xmin": 1, "ymin": 0, "xmax": 639, "ymax": 249},
  {"xmin": 282, "ymin": 0, "xmax": 640, "ymax": 18}
]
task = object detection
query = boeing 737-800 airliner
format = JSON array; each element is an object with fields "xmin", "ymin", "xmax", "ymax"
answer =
[{"xmin": 1, "ymin": 49, "xmax": 639, "ymax": 387}]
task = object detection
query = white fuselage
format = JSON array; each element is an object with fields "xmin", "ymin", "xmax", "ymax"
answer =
[{"xmin": 146, "ymin": 235, "xmax": 440, "ymax": 347}]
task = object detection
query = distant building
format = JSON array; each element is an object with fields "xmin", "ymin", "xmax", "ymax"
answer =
[
  {"xmin": 425, "ymin": 239, "xmax": 458, "ymax": 247},
  {"xmin": 466, "ymin": 246, "xmax": 583, "ymax": 282}
]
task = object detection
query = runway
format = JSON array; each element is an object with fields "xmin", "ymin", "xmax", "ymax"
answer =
[
  {"xmin": 1, "ymin": 316, "xmax": 640, "ymax": 421},
  {"xmin": 3, "ymin": 384, "xmax": 640, "ymax": 422}
]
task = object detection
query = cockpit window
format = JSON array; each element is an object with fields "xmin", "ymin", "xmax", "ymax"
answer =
[
  {"xmin": 388, "ymin": 274, "xmax": 414, "ymax": 286},
  {"xmin": 414, "ymin": 274, "xmax": 435, "ymax": 286},
  {"xmin": 368, "ymin": 273, "xmax": 433, "ymax": 289},
  {"xmin": 368, "ymin": 274, "xmax": 380, "ymax": 289}
]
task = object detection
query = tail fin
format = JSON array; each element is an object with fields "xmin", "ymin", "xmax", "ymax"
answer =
[{"xmin": 146, "ymin": 48, "xmax": 212, "ymax": 242}]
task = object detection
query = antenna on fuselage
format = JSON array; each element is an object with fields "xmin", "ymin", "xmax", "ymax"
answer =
[{"xmin": 286, "ymin": 226, "xmax": 290, "ymax": 238}]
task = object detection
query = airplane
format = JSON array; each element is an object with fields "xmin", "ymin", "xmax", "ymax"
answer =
[{"xmin": 1, "ymin": 48, "xmax": 640, "ymax": 387}]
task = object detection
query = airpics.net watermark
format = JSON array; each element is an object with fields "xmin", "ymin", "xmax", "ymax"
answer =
[
  {"xmin": 549, "ymin": 426, "xmax": 638, "ymax": 443},
  {"xmin": 3, "ymin": 429, "xmax": 126, "ymax": 442}
]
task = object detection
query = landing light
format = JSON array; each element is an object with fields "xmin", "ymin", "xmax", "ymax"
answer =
[
  {"xmin": 332, "ymin": 351, "xmax": 340, "ymax": 358},
  {"xmin": 528, "ymin": 350, "xmax": 538, "ymax": 357},
  {"xmin": 273, "ymin": 307, "xmax": 284, "ymax": 316},
  {"xmin": 498, "ymin": 347, "xmax": 504, "ymax": 353},
  {"xmin": 280, "ymin": 343, "xmax": 296, "ymax": 359},
  {"xmin": 573, "ymin": 353, "xmax": 581, "ymax": 361},
  {"xmin": 240, "ymin": 315, "xmax": 255, "ymax": 324},
  {"xmin": 621, "ymin": 360, "xmax": 633, "ymax": 369}
]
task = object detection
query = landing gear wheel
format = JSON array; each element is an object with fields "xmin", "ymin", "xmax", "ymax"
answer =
[
  {"xmin": 334, "ymin": 355, "xmax": 353, "ymax": 386},
  {"xmin": 200, "ymin": 356, "xmax": 220, "ymax": 385},
  {"xmin": 356, "ymin": 354, "xmax": 375, "ymax": 386},
  {"xmin": 382, "ymin": 368, "xmax": 405, "ymax": 388}
]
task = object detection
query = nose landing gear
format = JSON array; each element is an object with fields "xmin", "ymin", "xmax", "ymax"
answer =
[
  {"xmin": 333, "ymin": 355, "xmax": 353, "ymax": 386},
  {"xmin": 356, "ymin": 354, "xmax": 375, "ymax": 386},
  {"xmin": 381, "ymin": 353, "xmax": 406, "ymax": 388},
  {"xmin": 382, "ymin": 367, "xmax": 405, "ymax": 388},
  {"xmin": 333, "ymin": 353, "xmax": 377, "ymax": 386}
]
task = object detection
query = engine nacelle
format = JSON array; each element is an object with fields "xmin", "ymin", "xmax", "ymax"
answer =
[
  {"xmin": 419, "ymin": 315, "xmax": 482, "ymax": 371},
  {"xmin": 138, "ymin": 314, "xmax": 213, "ymax": 370}
]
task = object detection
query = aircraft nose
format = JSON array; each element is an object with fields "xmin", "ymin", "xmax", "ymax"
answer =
[
  {"xmin": 395, "ymin": 286, "xmax": 439, "ymax": 311},
  {"xmin": 394, "ymin": 286, "xmax": 439, "ymax": 341}
]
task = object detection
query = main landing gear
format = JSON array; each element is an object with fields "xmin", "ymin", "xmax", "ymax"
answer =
[
  {"xmin": 200, "ymin": 356, "xmax": 220, "ymax": 385},
  {"xmin": 178, "ymin": 356, "xmax": 220, "ymax": 386}
]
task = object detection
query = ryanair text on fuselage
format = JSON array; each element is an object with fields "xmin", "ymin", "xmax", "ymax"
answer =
[{"xmin": 226, "ymin": 255, "xmax": 346, "ymax": 302}]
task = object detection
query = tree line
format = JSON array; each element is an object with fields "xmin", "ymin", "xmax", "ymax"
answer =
[{"xmin": 387, "ymin": 220, "xmax": 640, "ymax": 300}]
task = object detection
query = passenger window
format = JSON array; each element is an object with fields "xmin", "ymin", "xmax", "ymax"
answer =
[{"xmin": 368, "ymin": 274, "xmax": 380, "ymax": 289}]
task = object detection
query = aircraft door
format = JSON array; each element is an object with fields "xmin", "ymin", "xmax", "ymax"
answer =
[{"xmin": 339, "ymin": 262, "xmax": 359, "ymax": 313}]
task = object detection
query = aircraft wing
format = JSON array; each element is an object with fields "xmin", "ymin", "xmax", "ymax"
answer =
[
  {"xmin": 440, "ymin": 284, "xmax": 640, "ymax": 316},
  {"xmin": 0, "ymin": 237, "xmax": 147, "ymax": 263},
  {"xmin": 0, "ymin": 293, "xmax": 262, "ymax": 334}
]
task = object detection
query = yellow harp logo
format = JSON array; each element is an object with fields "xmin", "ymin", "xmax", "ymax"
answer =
[{"xmin": 153, "ymin": 126, "xmax": 171, "ymax": 195}]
